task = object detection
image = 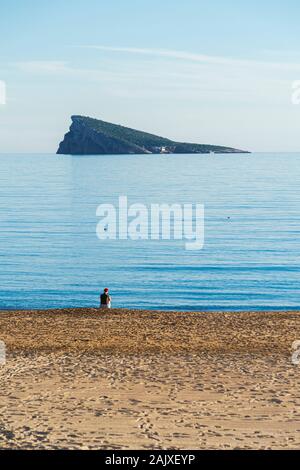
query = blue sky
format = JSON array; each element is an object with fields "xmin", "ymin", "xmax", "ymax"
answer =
[{"xmin": 0, "ymin": 0, "xmax": 300, "ymax": 152}]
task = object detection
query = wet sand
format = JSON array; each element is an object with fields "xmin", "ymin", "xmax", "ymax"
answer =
[{"xmin": 0, "ymin": 308, "xmax": 300, "ymax": 449}]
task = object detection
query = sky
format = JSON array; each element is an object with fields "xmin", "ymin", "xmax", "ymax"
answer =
[{"xmin": 0, "ymin": 0, "xmax": 300, "ymax": 152}]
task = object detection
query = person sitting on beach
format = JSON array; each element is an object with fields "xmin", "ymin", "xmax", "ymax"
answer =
[{"xmin": 100, "ymin": 288, "xmax": 111, "ymax": 309}]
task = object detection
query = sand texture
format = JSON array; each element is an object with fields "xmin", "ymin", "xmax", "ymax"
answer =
[{"xmin": 0, "ymin": 308, "xmax": 300, "ymax": 449}]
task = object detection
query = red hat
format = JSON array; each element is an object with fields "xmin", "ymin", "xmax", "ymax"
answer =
[{"xmin": 104, "ymin": 288, "xmax": 109, "ymax": 292}]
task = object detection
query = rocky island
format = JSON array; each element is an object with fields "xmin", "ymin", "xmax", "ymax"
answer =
[{"xmin": 57, "ymin": 115, "xmax": 249, "ymax": 155}]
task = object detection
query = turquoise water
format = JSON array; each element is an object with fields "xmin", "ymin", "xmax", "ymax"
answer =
[{"xmin": 0, "ymin": 152, "xmax": 300, "ymax": 311}]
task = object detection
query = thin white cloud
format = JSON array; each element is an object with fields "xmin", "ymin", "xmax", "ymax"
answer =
[
  {"xmin": 262, "ymin": 49, "xmax": 300, "ymax": 57},
  {"xmin": 15, "ymin": 61, "xmax": 69, "ymax": 73},
  {"xmin": 12, "ymin": 60, "xmax": 150, "ymax": 80},
  {"xmin": 80, "ymin": 45, "xmax": 300, "ymax": 71},
  {"xmin": 0, "ymin": 80, "xmax": 6, "ymax": 105}
]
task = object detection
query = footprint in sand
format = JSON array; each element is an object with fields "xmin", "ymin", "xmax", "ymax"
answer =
[{"xmin": 136, "ymin": 411, "xmax": 160, "ymax": 442}]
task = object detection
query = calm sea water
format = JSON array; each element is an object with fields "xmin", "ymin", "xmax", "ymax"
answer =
[{"xmin": 1, "ymin": 152, "xmax": 300, "ymax": 311}]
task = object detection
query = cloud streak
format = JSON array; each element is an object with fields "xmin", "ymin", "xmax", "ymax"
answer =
[{"xmin": 14, "ymin": 61, "xmax": 70, "ymax": 73}]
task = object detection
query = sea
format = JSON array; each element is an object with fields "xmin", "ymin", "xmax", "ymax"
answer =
[{"xmin": 1, "ymin": 152, "xmax": 300, "ymax": 311}]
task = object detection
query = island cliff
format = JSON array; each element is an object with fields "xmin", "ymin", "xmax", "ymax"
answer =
[{"xmin": 57, "ymin": 116, "xmax": 249, "ymax": 155}]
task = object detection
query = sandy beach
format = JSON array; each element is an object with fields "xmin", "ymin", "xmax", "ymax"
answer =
[{"xmin": 0, "ymin": 308, "xmax": 300, "ymax": 449}]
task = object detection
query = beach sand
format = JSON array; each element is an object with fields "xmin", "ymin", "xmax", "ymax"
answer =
[{"xmin": 0, "ymin": 308, "xmax": 300, "ymax": 449}]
